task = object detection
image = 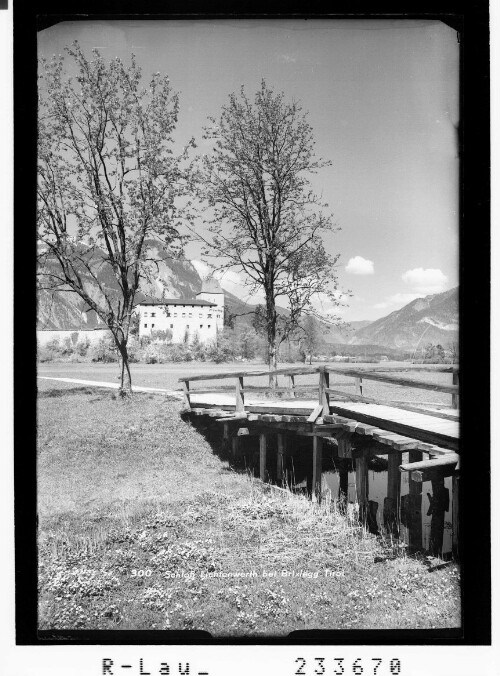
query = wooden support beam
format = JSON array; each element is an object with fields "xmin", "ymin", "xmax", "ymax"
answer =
[
  {"xmin": 312, "ymin": 436, "xmax": 323, "ymax": 502},
  {"xmin": 408, "ymin": 450, "xmax": 423, "ymax": 552},
  {"xmin": 259, "ymin": 434, "xmax": 267, "ymax": 482},
  {"xmin": 307, "ymin": 405, "xmax": 323, "ymax": 423},
  {"xmin": 355, "ymin": 450, "xmax": 369, "ymax": 523},
  {"xmin": 289, "ymin": 375, "xmax": 296, "ymax": 398},
  {"xmin": 338, "ymin": 467, "xmax": 349, "ymax": 511},
  {"xmin": 277, "ymin": 434, "xmax": 286, "ymax": 481},
  {"xmin": 223, "ymin": 422, "xmax": 229, "ymax": 452},
  {"xmin": 410, "ymin": 466, "xmax": 458, "ymax": 483},
  {"xmin": 428, "ymin": 475, "xmax": 449, "ymax": 557},
  {"xmin": 215, "ymin": 414, "xmax": 248, "ymax": 423},
  {"xmin": 337, "ymin": 432, "xmax": 353, "ymax": 459},
  {"xmin": 384, "ymin": 453, "xmax": 401, "ymax": 536},
  {"xmin": 231, "ymin": 436, "xmax": 239, "ymax": 458},
  {"xmin": 183, "ymin": 381, "xmax": 191, "ymax": 409},
  {"xmin": 373, "ymin": 431, "xmax": 421, "ymax": 451},
  {"xmin": 452, "ymin": 474, "xmax": 460, "ymax": 559},
  {"xmin": 235, "ymin": 376, "xmax": 245, "ymax": 413},
  {"xmin": 400, "ymin": 453, "xmax": 460, "ymax": 473}
]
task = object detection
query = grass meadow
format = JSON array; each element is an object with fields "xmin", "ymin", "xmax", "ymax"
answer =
[{"xmin": 37, "ymin": 375, "xmax": 461, "ymax": 635}]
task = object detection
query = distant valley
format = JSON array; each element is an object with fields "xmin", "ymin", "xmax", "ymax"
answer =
[{"xmin": 37, "ymin": 246, "xmax": 458, "ymax": 352}]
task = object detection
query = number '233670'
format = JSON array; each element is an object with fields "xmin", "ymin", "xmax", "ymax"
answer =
[{"xmin": 294, "ymin": 657, "xmax": 402, "ymax": 676}]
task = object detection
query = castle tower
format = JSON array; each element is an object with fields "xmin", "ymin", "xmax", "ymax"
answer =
[{"xmin": 196, "ymin": 278, "xmax": 224, "ymax": 331}]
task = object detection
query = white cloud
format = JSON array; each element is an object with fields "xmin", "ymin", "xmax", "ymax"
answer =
[
  {"xmin": 402, "ymin": 268, "xmax": 448, "ymax": 294},
  {"xmin": 373, "ymin": 293, "xmax": 422, "ymax": 310},
  {"xmin": 345, "ymin": 256, "xmax": 374, "ymax": 275}
]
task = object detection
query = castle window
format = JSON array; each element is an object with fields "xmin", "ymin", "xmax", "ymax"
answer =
[
  {"xmin": 144, "ymin": 323, "xmax": 148, "ymax": 328},
  {"xmin": 208, "ymin": 325, "xmax": 211, "ymax": 329},
  {"xmin": 170, "ymin": 324, "xmax": 173, "ymax": 329},
  {"xmin": 167, "ymin": 313, "xmax": 171, "ymax": 317},
  {"xmin": 174, "ymin": 313, "xmax": 177, "ymax": 317},
  {"xmin": 199, "ymin": 313, "xmax": 202, "ymax": 318},
  {"xmin": 208, "ymin": 314, "xmax": 212, "ymax": 318},
  {"xmin": 151, "ymin": 323, "xmax": 155, "ymax": 328},
  {"xmin": 189, "ymin": 313, "xmax": 192, "ymax": 318},
  {"xmin": 186, "ymin": 325, "xmax": 190, "ymax": 329},
  {"xmin": 144, "ymin": 312, "xmax": 148, "ymax": 317},
  {"xmin": 182, "ymin": 313, "xmax": 186, "ymax": 318},
  {"xmin": 151, "ymin": 312, "xmax": 156, "ymax": 317},
  {"xmin": 200, "ymin": 325, "xmax": 203, "ymax": 329}
]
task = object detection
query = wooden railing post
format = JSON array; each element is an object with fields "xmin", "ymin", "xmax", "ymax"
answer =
[
  {"xmin": 235, "ymin": 376, "xmax": 245, "ymax": 413},
  {"xmin": 354, "ymin": 376, "xmax": 363, "ymax": 396},
  {"xmin": 451, "ymin": 371, "xmax": 459, "ymax": 409},
  {"xmin": 289, "ymin": 375, "xmax": 296, "ymax": 398},
  {"xmin": 318, "ymin": 367, "xmax": 330, "ymax": 416},
  {"xmin": 183, "ymin": 380, "xmax": 191, "ymax": 409}
]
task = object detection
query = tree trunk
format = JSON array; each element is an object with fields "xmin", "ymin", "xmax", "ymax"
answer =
[
  {"xmin": 266, "ymin": 292, "xmax": 278, "ymax": 389},
  {"xmin": 117, "ymin": 341, "xmax": 132, "ymax": 396}
]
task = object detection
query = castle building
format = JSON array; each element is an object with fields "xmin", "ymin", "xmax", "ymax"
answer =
[{"xmin": 135, "ymin": 279, "xmax": 224, "ymax": 344}]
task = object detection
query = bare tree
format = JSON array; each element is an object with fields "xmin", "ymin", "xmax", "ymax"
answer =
[
  {"xmin": 37, "ymin": 43, "xmax": 193, "ymax": 394},
  {"xmin": 196, "ymin": 81, "xmax": 342, "ymax": 385},
  {"xmin": 300, "ymin": 314, "xmax": 325, "ymax": 365}
]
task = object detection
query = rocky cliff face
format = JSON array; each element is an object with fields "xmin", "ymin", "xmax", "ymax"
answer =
[{"xmin": 37, "ymin": 241, "xmax": 203, "ymax": 330}]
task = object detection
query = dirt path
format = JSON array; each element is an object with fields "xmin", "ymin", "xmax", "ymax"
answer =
[{"xmin": 37, "ymin": 376, "xmax": 183, "ymax": 399}]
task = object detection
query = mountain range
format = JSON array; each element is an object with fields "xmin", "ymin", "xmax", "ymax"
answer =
[
  {"xmin": 349, "ymin": 287, "xmax": 458, "ymax": 350},
  {"xmin": 37, "ymin": 245, "xmax": 458, "ymax": 351}
]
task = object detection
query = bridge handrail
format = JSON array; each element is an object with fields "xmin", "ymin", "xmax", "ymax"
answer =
[
  {"xmin": 178, "ymin": 365, "xmax": 320, "ymax": 382},
  {"xmin": 179, "ymin": 363, "xmax": 459, "ymax": 412},
  {"xmin": 178, "ymin": 363, "xmax": 457, "ymax": 383}
]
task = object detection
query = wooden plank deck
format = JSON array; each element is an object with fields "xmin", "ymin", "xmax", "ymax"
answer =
[{"xmin": 188, "ymin": 393, "xmax": 459, "ymax": 450}]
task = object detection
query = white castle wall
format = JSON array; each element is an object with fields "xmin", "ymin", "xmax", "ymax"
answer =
[{"xmin": 137, "ymin": 301, "xmax": 222, "ymax": 344}]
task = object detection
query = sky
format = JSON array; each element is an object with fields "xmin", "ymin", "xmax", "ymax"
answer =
[{"xmin": 38, "ymin": 19, "xmax": 459, "ymax": 322}]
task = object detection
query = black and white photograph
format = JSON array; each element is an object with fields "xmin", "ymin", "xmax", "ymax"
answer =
[{"xmin": 32, "ymin": 17, "xmax": 471, "ymax": 639}]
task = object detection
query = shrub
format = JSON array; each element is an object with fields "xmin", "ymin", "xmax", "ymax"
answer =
[
  {"xmin": 75, "ymin": 337, "xmax": 91, "ymax": 356},
  {"xmin": 90, "ymin": 336, "xmax": 119, "ymax": 363},
  {"xmin": 151, "ymin": 329, "xmax": 172, "ymax": 343},
  {"xmin": 45, "ymin": 337, "xmax": 62, "ymax": 354},
  {"xmin": 38, "ymin": 336, "xmax": 66, "ymax": 361},
  {"xmin": 60, "ymin": 336, "xmax": 75, "ymax": 356},
  {"xmin": 126, "ymin": 340, "xmax": 141, "ymax": 364},
  {"xmin": 38, "ymin": 346, "xmax": 54, "ymax": 363},
  {"xmin": 168, "ymin": 344, "xmax": 193, "ymax": 362}
]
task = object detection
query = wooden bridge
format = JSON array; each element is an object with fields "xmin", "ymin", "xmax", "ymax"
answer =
[{"xmin": 179, "ymin": 364, "xmax": 460, "ymax": 558}]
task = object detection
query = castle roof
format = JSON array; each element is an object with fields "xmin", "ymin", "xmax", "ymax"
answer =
[{"xmin": 136, "ymin": 297, "xmax": 216, "ymax": 307}]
